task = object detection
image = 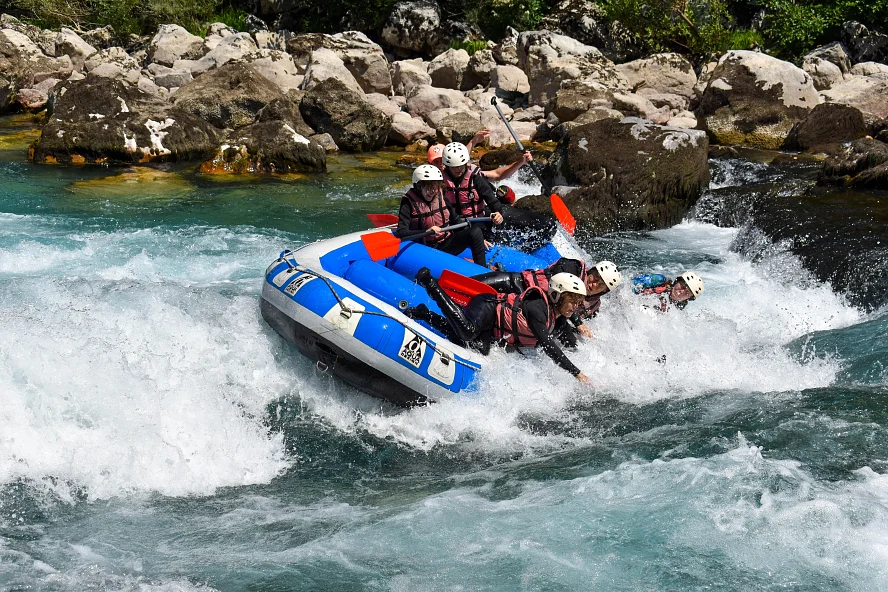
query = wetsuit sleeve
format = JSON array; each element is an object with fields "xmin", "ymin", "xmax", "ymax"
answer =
[
  {"xmin": 394, "ymin": 197, "xmax": 413, "ymax": 238},
  {"xmin": 474, "ymin": 170, "xmax": 503, "ymax": 214},
  {"xmin": 524, "ymin": 299, "xmax": 581, "ymax": 376},
  {"xmin": 550, "ymin": 258, "xmax": 585, "ymax": 277}
]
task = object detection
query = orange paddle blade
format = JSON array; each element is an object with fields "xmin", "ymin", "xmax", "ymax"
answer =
[
  {"xmin": 361, "ymin": 232, "xmax": 402, "ymax": 261},
  {"xmin": 550, "ymin": 193, "xmax": 576, "ymax": 235},
  {"xmin": 438, "ymin": 269, "xmax": 497, "ymax": 306},
  {"xmin": 367, "ymin": 213, "xmax": 399, "ymax": 227}
]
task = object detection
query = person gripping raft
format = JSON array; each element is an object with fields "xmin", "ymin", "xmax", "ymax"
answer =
[
  {"xmin": 472, "ymin": 258, "xmax": 623, "ymax": 340},
  {"xmin": 412, "ymin": 267, "xmax": 592, "ymax": 383},
  {"xmin": 632, "ymin": 271, "xmax": 705, "ymax": 312},
  {"xmin": 396, "ymin": 164, "xmax": 488, "ymax": 266}
]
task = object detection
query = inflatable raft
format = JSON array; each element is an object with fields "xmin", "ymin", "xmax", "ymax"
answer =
[{"xmin": 261, "ymin": 228, "xmax": 582, "ymax": 406}]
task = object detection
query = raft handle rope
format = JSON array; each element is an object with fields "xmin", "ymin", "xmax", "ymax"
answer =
[{"xmin": 277, "ymin": 250, "xmax": 476, "ymax": 371}]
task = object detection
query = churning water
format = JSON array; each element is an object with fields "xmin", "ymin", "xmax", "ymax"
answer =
[{"xmin": 1, "ymin": 129, "xmax": 886, "ymax": 590}]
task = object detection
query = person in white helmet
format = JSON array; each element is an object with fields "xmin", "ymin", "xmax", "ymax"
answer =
[
  {"xmin": 411, "ymin": 266, "xmax": 592, "ymax": 382},
  {"xmin": 396, "ymin": 164, "xmax": 488, "ymax": 265},
  {"xmin": 631, "ymin": 271, "xmax": 704, "ymax": 312},
  {"xmin": 427, "ymin": 130, "xmax": 532, "ymax": 182},
  {"xmin": 472, "ymin": 258, "xmax": 622, "ymax": 341}
]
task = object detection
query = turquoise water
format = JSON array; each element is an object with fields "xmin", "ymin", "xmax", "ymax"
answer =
[{"xmin": 1, "ymin": 119, "xmax": 887, "ymax": 591}]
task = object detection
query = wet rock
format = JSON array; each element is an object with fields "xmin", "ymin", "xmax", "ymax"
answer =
[
  {"xmin": 147, "ymin": 24, "xmax": 203, "ymax": 67},
  {"xmin": 381, "ymin": 0, "xmax": 441, "ymax": 58},
  {"xmin": 820, "ymin": 75, "xmax": 888, "ymax": 119},
  {"xmin": 461, "ymin": 49, "xmax": 496, "ymax": 91},
  {"xmin": 522, "ymin": 117, "xmax": 709, "ymax": 234},
  {"xmin": 696, "ymin": 50, "xmax": 820, "ymax": 149},
  {"xmin": 783, "ymin": 103, "xmax": 867, "ymax": 152},
  {"xmin": 172, "ymin": 62, "xmax": 284, "ymax": 129},
  {"xmin": 200, "ymin": 120, "xmax": 325, "ymax": 174},
  {"xmin": 616, "ymin": 53, "xmax": 697, "ymax": 98},
  {"xmin": 428, "ymin": 48, "xmax": 469, "ymax": 90},
  {"xmin": 30, "ymin": 75, "xmax": 220, "ymax": 164},
  {"xmin": 818, "ymin": 138, "xmax": 888, "ymax": 189},
  {"xmin": 299, "ymin": 77, "xmax": 390, "ymax": 151}
]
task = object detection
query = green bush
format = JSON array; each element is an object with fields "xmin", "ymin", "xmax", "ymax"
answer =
[
  {"xmin": 449, "ymin": 39, "xmax": 490, "ymax": 55},
  {"xmin": 475, "ymin": 0, "xmax": 547, "ymax": 40}
]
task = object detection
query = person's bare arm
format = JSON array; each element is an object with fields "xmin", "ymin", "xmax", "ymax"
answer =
[{"xmin": 480, "ymin": 151, "xmax": 532, "ymax": 182}]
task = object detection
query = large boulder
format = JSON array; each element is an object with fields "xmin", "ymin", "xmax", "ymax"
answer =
[
  {"xmin": 286, "ymin": 32, "xmax": 392, "ymax": 95},
  {"xmin": 523, "ymin": 117, "xmax": 709, "ymax": 234},
  {"xmin": 819, "ymin": 138, "xmax": 888, "ymax": 189},
  {"xmin": 30, "ymin": 76, "xmax": 219, "ymax": 164},
  {"xmin": 299, "ymin": 77, "xmax": 391, "ymax": 151},
  {"xmin": 842, "ymin": 21, "xmax": 888, "ymax": 65},
  {"xmin": 388, "ymin": 111, "xmax": 435, "ymax": 145},
  {"xmin": 83, "ymin": 47, "xmax": 141, "ymax": 85},
  {"xmin": 489, "ymin": 65, "xmax": 530, "ymax": 94},
  {"xmin": 381, "ymin": 0, "xmax": 441, "ymax": 58},
  {"xmin": 539, "ymin": 0, "xmax": 642, "ymax": 62},
  {"xmin": 171, "ymin": 62, "xmax": 284, "ymax": 129},
  {"xmin": 615, "ymin": 53, "xmax": 696, "ymax": 98},
  {"xmin": 428, "ymin": 48, "xmax": 469, "ymax": 90},
  {"xmin": 783, "ymin": 102, "xmax": 868, "ymax": 151},
  {"xmin": 0, "ymin": 29, "xmax": 73, "ymax": 92},
  {"xmin": 147, "ymin": 24, "xmax": 203, "ymax": 67},
  {"xmin": 820, "ymin": 74, "xmax": 888, "ymax": 119},
  {"xmin": 803, "ymin": 58, "xmax": 844, "ymax": 91},
  {"xmin": 802, "ymin": 42, "xmax": 852, "ymax": 75},
  {"xmin": 405, "ymin": 84, "xmax": 470, "ymax": 121},
  {"xmin": 55, "ymin": 27, "xmax": 97, "ymax": 70},
  {"xmin": 850, "ymin": 62, "xmax": 888, "ymax": 76},
  {"xmin": 392, "ymin": 58, "xmax": 431, "ymax": 96},
  {"xmin": 461, "ymin": 49, "xmax": 496, "ymax": 91},
  {"xmin": 200, "ymin": 120, "xmax": 326, "ymax": 174},
  {"xmin": 239, "ymin": 49, "xmax": 303, "ymax": 93},
  {"xmin": 188, "ymin": 32, "xmax": 258, "ymax": 75},
  {"xmin": 516, "ymin": 30, "xmax": 626, "ymax": 111},
  {"xmin": 300, "ymin": 48, "xmax": 364, "ymax": 94},
  {"xmin": 696, "ymin": 50, "xmax": 820, "ymax": 149}
]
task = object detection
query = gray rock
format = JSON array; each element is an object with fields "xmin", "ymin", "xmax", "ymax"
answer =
[
  {"xmin": 803, "ymin": 57, "xmax": 843, "ymax": 90},
  {"xmin": 299, "ymin": 77, "xmax": 391, "ymax": 151},
  {"xmin": 850, "ymin": 62, "xmax": 888, "ymax": 76},
  {"xmin": 310, "ymin": 132, "xmax": 338, "ymax": 152},
  {"xmin": 381, "ymin": 0, "xmax": 441, "ymax": 57},
  {"xmin": 615, "ymin": 53, "xmax": 697, "ymax": 97},
  {"xmin": 802, "ymin": 42, "xmax": 851, "ymax": 74},
  {"xmin": 392, "ymin": 58, "xmax": 431, "ymax": 96},
  {"xmin": 389, "ymin": 111, "xmax": 435, "ymax": 145},
  {"xmin": 820, "ymin": 74, "xmax": 888, "ymax": 119},
  {"xmin": 428, "ymin": 48, "xmax": 469, "ymax": 90},
  {"xmin": 461, "ymin": 49, "xmax": 496, "ymax": 91},
  {"xmin": 147, "ymin": 24, "xmax": 203, "ymax": 68},
  {"xmin": 783, "ymin": 102, "xmax": 867, "ymax": 151},
  {"xmin": 201, "ymin": 120, "xmax": 325, "ymax": 174},
  {"xmin": 300, "ymin": 47, "xmax": 363, "ymax": 94}
]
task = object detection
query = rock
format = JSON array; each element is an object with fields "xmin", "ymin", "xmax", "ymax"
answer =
[
  {"xmin": 0, "ymin": 29, "xmax": 73, "ymax": 92},
  {"xmin": 200, "ymin": 120, "xmax": 325, "ymax": 174},
  {"xmin": 239, "ymin": 49, "xmax": 302, "ymax": 93},
  {"xmin": 842, "ymin": 21, "xmax": 888, "ymax": 65},
  {"xmin": 611, "ymin": 91, "xmax": 657, "ymax": 118},
  {"xmin": 255, "ymin": 30, "xmax": 292, "ymax": 50},
  {"xmin": 492, "ymin": 26, "xmax": 519, "ymax": 66},
  {"xmin": 819, "ymin": 138, "xmax": 888, "ymax": 189},
  {"xmin": 310, "ymin": 132, "xmax": 338, "ymax": 152},
  {"xmin": 802, "ymin": 42, "xmax": 851, "ymax": 75},
  {"xmin": 172, "ymin": 62, "xmax": 284, "ymax": 129},
  {"xmin": 693, "ymin": 60, "xmax": 718, "ymax": 103},
  {"xmin": 55, "ymin": 27, "xmax": 97, "ymax": 70},
  {"xmin": 820, "ymin": 75, "xmax": 888, "ymax": 119},
  {"xmin": 850, "ymin": 62, "xmax": 888, "ymax": 76},
  {"xmin": 191, "ymin": 33, "xmax": 258, "ymax": 75},
  {"xmin": 30, "ymin": 75, "xmax": 220, "ymax": 164},
  {"xmin": 525, "ymin": 117, "xmax": 709, "ymax": 233},
  {"xmin": 479, "ymin": 149, "xmax": 522, "ymax": 170},
  {"xmin": 539, "ymin": 0, "xmax": 642, "ymax": 63},
  {"xmin": 637, "ymin": 89, "xmax": 688, "ymax": 111},
  {"xmin": 84, "ymin": 47, "xmax": 141, "ymax": 84},
  {"xmin": 300, "ymin": 47, "xmax": 363, "ymax": 94},
  {"xmin": 299, "ymin": 77, "xmax": 391, "ymax": 151},
  {"xmin": 783, "ymin": 102, "xmax": 867, "ymax": 151},
  {"xmin": 207, "ymin": 23, "xmax": 236, "ymax": 37},
  {"xmin": 405, "ymin": 84, "xmax": 470, "ymax": 120},
  {"xmin": 428, "ymin": 48, "xmax": 469, "ymax": 90},
  {"xmin": 551, "ymin": 106, "xmax": 622, "ymax": 140},
  {"xmin": 137, "ymin": 76, "xmax": 165, "ymax": 97},
  {"xmin": 34, "ymin": 77, "xmax": 60, "ymax": 93},
  {"xmin": 389, "ymin": 111, "xmax": 435, "ymax": 145},
  {"xmin": 696, "ymin": 50, "xmax": 820, "ymax": 149},
  {"xmin": 147, "ymin": 24, "xmax": 203, "ymax": 67},
  {"xmin": 150, "ymin": 65, "xmax": 193, "ymax": 89},
  {"xmin": 461, "ymin": 49, "xmax": 496, "ymax": 90},
  {"xmin": 489, "ymin": 65, "xmax": 530, "ymax": 94},
  {"xmin": 256, "ymin": 97, "xmax": 314, "ymax": 136},
  {"xmin": 16, "ymin": 87, "xmax": 47, "ymax": 111},
  {"xmin": 363, "ymin": 92, "xmax": 402, "ymax": 118},
  {"xmin": 666, "ymin": 112, "xmax": 697, "ymax": 129},
  {"xmin": 0, "ymin": 77, "xmax": 14, "ymax": 113},
  {"xmin": 803, "ymin": 57, "xmax": 843, "ymax": 90},
  {"xmin": 287, "ymin": 32, "xmax": 392, "ymax": 95},
  {"xmin": 81, "ymin": 26, "xmax": 120, "ymax": 50},
  {"xmin": 435, "ymin": 110, "xmax": 481, "ymax": 143},
  {"xmin": 615, "ymin": 53, "xmax": 696, "ymax": 98},
  {"xmin": 381, "ymin": 0, "xmax": 441, "ymax": 57},
  {"xmin": 511, "ymin": 105, "xmax": 545, "ymax": 122},
  {"xmin": 517, "ymin": 30, "xmax": 625, "ymax": 111},
  {"xmin": 0, "ymin": 14, "xmax": 42, "ymax": 45},
  {"xmin": 392, "ymin": 58, "xmax": 431, "ymax": 96}
]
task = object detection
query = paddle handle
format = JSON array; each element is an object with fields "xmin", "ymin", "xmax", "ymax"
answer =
[
  {"xmin": 490, "ymin": 97, "xmax": 551, "ymax": 195},
  {"xmin": 398, "ymin": 217, "xmax": 492, "ymax": 242}
]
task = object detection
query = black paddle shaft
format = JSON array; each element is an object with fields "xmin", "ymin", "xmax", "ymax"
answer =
[
  {"xmin": 490, "ymin": 96, "xmax": 552, "ymax": 195},
  {"xmin": 400, "ymin": 217, "xmax": 492, "ymax": 242}
]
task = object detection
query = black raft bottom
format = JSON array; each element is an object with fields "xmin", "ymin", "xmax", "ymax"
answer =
[{"xmin": 261, "ymin": 298, "xmax": 430, "ymax": 408}]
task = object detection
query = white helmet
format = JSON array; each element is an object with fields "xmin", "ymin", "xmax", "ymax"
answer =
[
  {"xmin": 412, "ymin": 163, "xmax": 444, "ymax": 184},
  {"xmin": 549, "ymin": 272, "xmax": 587, "ymax": 303},
  {"xmin": 675, "ymin": 271, "xmax": 704, "ymax": 299},
  {"xmin": 594, "ymin": 261, "xmax": 622, "ymax": 291},
  {"xmin": 442, "ymin": 142, "xmax": 470, "ymax": 167}
]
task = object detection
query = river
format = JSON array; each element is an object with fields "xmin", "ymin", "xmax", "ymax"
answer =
[{"xmin": 1, "ymin": 115, "xmax": 886, "ymax": 590}]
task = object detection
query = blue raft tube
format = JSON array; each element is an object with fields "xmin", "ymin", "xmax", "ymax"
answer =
[{"xmin": 261, "ymin": 227, "xmax": 583, "ymax": 406}]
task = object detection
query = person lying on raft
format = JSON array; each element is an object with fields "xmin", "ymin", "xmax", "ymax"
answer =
[
  {"xmin": 396, "ymin": 164, "xmax": 488, "ymax": 266},
  {"xmin": 473, "ymin": 259, "xmax": 623, "ymax": 341},
  {"xmin": 412, "ymin": 267, "xmax": 592, "ymax": 383},
  {"xmin": 632, "ymin": 271, "xmax": 705, "ymax": 312},
  {"xmin": 439, "ymin": 142, "xmax": 556, "ymax": 251}
]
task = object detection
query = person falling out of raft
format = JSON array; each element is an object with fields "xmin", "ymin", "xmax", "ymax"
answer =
[
  {"xmin": 438, "ymin": 142, "xmax": 556, "ymax": 252},
  {"xmin": 632, "ymin": 271, "xmax": 705, "ymax": 312},
  {"xmin": 473, "ymin": 258, "xmax": 623, "ymax": 343},
  {"xmin": 413, "ymin": 266, "xmax": 593, "ymax": 383},
  {"xmin": 396, "ymin": 164, "xmax": 488, "ymax": 266}
]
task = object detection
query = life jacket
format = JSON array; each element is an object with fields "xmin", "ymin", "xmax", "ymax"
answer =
[
  {"xmin": 443, "ymin": 164, "xmax": 486, "ymax": 218},
  {"xmin": 492, "ymin": 286, "xmax": 554, "ymax": 347},
  {"xmin": 574, "ymin": 294, "xmax": 601, "ymax": 320},
  {"xmin": 404, "ymin": 187, "xmax": 452, "ymax": 244},
  {"xmin": 519, "ymin": 259, "xmax": 588, "ymax": 294}
]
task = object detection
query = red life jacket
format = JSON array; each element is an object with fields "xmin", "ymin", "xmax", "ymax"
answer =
[
  {"xmin": 492, "ymin": 286, "xmax": 554, "ymax": 347},
  {"xmin": 404, "ymin": 187, "xmax": 452, "ymax": 244},
  {"xmin": 519, "ymin": 260, "xmax": 588, "ymax": 294},
  {"xmin": 640, "ymin": 283, "xmax": 671, "ymax": 296},
  {"xmin": 443, "ymin": 164, "xmax": 486, "ymax": 218}
]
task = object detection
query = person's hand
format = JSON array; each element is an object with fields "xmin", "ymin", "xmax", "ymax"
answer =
[
  {"xmin": 429, "ymin": 225, "xmax": 442, "ymax": 234},
  {"xmin": 472, "ymin": 129, "xmax": 491, "ymax": 146},
  {"xmin": 484, "ymin": 240, "xmax": 494, "ymax": 250},
  {"xmin": 491, "ymin": 212, "xmax": 504, "ymax": 225},
  {"xmin": 575, "ymin": 372, "xmax": 591, "ymax": 384},
  {"xmin": 577, "ymin": 324, "xmax": 593, "ymax": 339},
  {"xmin": 522, "ymin": 150, "xmax": 533, "ymax": 164}
]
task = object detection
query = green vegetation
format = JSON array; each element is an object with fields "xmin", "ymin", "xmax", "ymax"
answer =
[
  {"xmin": 761, "ymin": 0, "xmax": 888, "ymax": 57},
  {"xmin": 449, "ymin": 39, "xmax": 490, "ymax": 55}
]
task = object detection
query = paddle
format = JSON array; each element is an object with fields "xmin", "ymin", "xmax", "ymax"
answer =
[
  {"xmin": 438, "ymin": 269, "xmax": 497, "ymax": 306},
  {"xmin": 361, "ymin": 217, "xmax": 492, "ymax": 261},
  {"xmin": 489, "ymin": 96, "xmax": 578, "ymax": 235},
  {"xmin": 367, "ymin": 213, "xmax": 398, "ymax": 227}
]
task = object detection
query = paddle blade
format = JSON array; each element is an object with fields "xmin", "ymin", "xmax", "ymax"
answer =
[
  {"xmin": 550, "ymin": 193, "xmax": 577, "ymax": 235},
  {"xmin": 361, "ymin": 232, "xmax": 401, "ymax": 261},
  {"xmin": 367, "ymin": 213, "xmax": 399, "ymax": 227},
  {"xmin": 438, "ymin": 269, "xmax": 497, "ymax": 306}
]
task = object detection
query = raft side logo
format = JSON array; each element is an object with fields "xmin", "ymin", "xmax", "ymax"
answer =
[
  {"xmin": 398, "ymin": 329, "xmax": 426, "ymax": 368},
  {"xmin": 283, "ymin": 274, "xmax": 316, "ymax": 296}
]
